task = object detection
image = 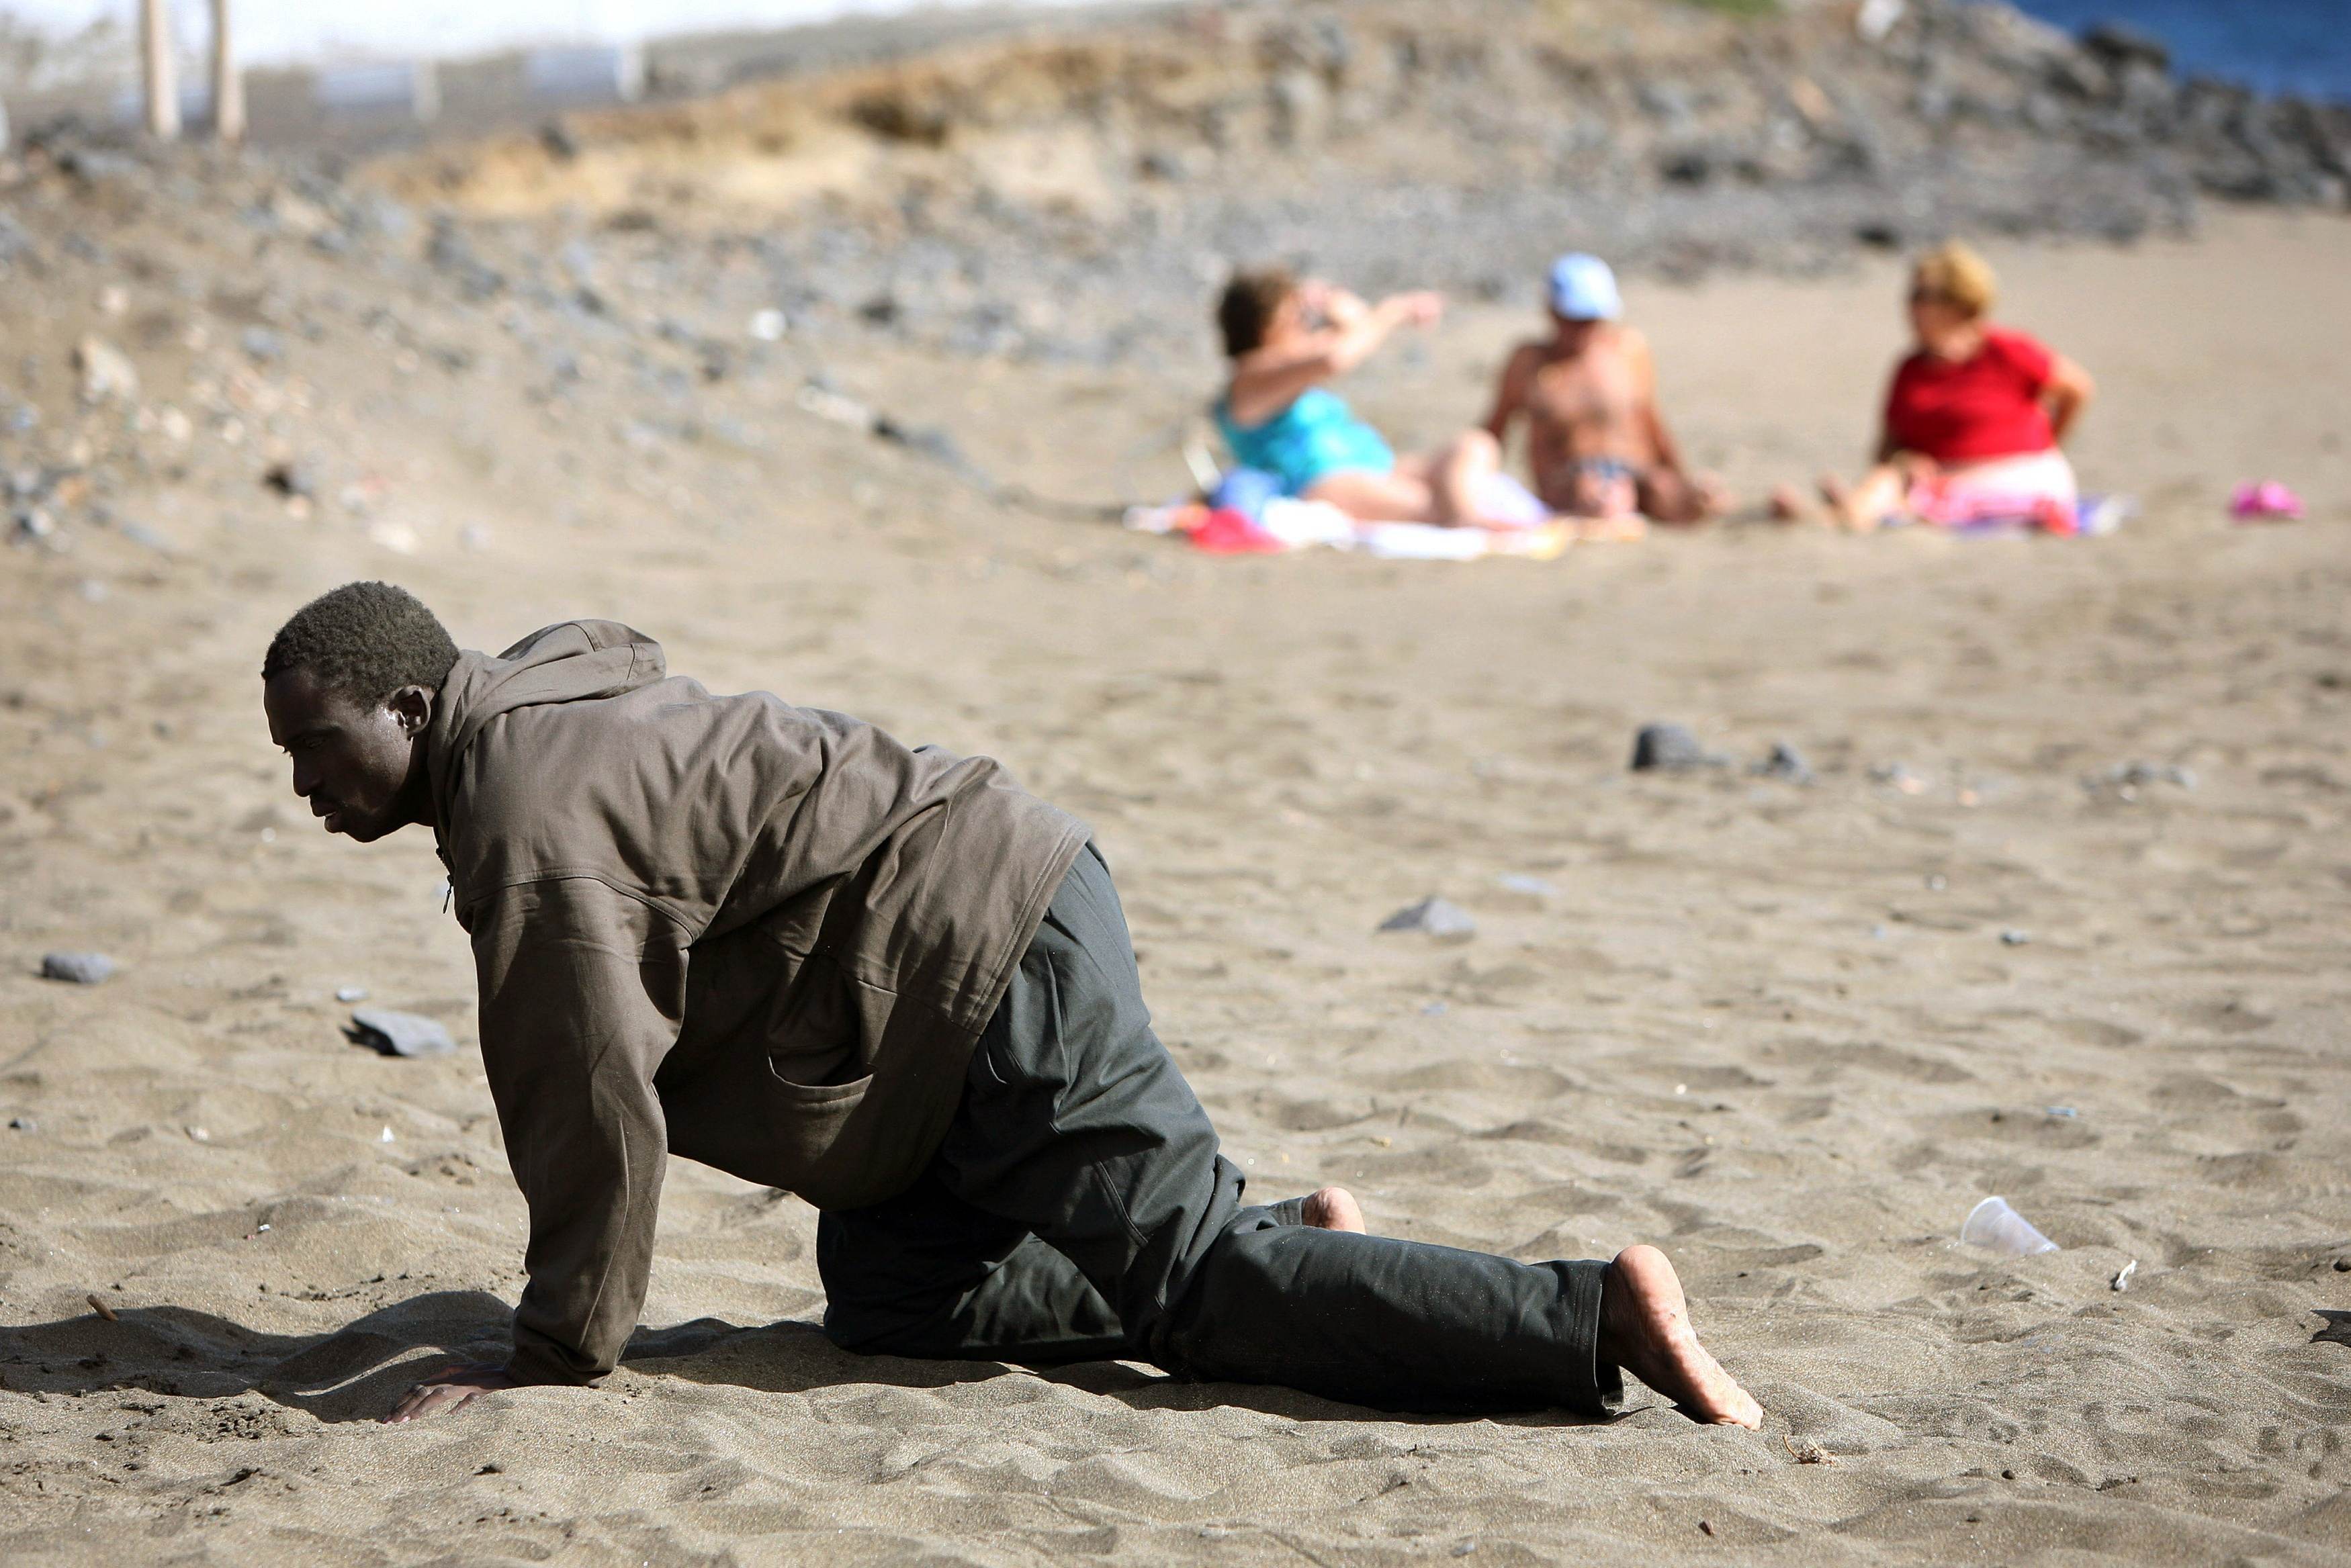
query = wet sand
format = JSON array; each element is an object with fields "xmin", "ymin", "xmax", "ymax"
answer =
[{"xmin": 3, "ymin": 209, "xmax": 2349, "ymax": 1564}]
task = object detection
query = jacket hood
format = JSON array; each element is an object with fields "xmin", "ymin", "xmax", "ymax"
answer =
[{"xmin": 425, "ymin": 619, "xmax": 666, "ymax": 829}]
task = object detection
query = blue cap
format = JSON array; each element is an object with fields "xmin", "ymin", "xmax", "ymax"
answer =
[{"xmin": 1547, "ymin": 252, "xmax": 1622, "ymax": 321}]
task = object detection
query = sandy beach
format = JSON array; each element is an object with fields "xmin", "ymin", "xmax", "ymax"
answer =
[{"xmin": 3, "ymin": 21, "xmax": 2350, "ymax": 1557}]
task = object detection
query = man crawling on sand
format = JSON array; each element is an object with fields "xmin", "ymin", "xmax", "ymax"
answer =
[
  {"xmin": 1483, "ymin": 252, "xmax": 1728, "ymax": 534},
  {"xmin": 261, "ymin": 582, "xmax": 1762, "ymax": 1429}
]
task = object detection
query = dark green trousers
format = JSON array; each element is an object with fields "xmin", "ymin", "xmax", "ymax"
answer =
[{"xmin": 817, "ymin": 845, "xmax": 1624, "ymax": 1416}]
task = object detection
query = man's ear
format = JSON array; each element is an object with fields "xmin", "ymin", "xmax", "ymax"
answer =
[{"xmin": 386, "ymin": 684, "xmax": 435, "ymax": 739}]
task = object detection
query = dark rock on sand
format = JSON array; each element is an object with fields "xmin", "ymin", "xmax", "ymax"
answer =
[
  {"xmin": 1753, "ymin": 741, "xmax": 1816, "ymax": 784},
  {"xmin": 1378, "ymin": 897, "xmax": 1477, "ymax": 938},
  {"xmin": 263, "ymin": 460, "xmax": 319, "ymax": 499},
  {"xmin": 1632, "ymin": 723, "xmax": 1726, "ymax": 772},
  {"xmin": 347, "ymin": 1007, "xmax": 459, "ymax": 1058},
  {"xmin": 41, "ymin": 952, "xmax": 118, "ymax": 984}
]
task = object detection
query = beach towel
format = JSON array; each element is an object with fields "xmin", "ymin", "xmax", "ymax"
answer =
[{"xmin": 1122, "ymin": 498, "xmax": 1572, "ymax": 561}]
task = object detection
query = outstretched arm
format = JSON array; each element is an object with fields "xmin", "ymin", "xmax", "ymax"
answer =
[
  {"xmin": 1226, "ymin": 289, "xmax": 1444, "ymax": 426},
  {"xmin": 387, "ymin": 877, "xmax": 686, "ymax": 1421}
]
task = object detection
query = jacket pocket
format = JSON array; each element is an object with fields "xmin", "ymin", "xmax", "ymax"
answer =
[
  {"xmin": 763, "ymin": 954, "xmax": 867, "ymax": 1089},
  {"xmin": 762, "ymin": 1063, "xmax": 873, "ymax": 1104},
  {"xmin": 760, "ymin": 1060, "xmax": 874, "ymax": 1184}
]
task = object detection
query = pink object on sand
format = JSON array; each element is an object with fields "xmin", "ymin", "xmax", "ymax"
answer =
[
  {"xmin": 1187, "ymin": 506, "xmax": 1287, "ymax": 554},
  {"xmin": 2229, "ymin": 480, "xmax": 2305, "ymax": 521}
]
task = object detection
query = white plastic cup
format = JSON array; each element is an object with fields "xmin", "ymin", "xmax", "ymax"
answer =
[{"xmin": 1961, "ymin": 1196, "xmax": 2059, "ymax": 1256}]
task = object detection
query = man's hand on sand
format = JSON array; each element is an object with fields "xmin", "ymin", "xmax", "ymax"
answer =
[{"xmin": 384, "ymin": 1361, "xmax": 517, "ymax": 1423}]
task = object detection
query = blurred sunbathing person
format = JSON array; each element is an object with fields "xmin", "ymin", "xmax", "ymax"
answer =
[
  {"xmin": 1215, "ymin": 268, "xmax": 1532, "ymax": 528},
  {"xmin": 1483, "ymin": 252, "xmax": 1727, "ymax": 536},
  {"xmin": 263, "ymin": 580, "xmax": 1761, "ymax": 1431},
  {"xmin": 1787, "ymin": 241, "xmax": 2096, "ymax": 531}
]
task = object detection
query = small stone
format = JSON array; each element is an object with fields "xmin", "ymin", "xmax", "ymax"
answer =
[
  {"xmin": 347, "ymin": 1007, "xmax": 457, "ymax": 1058},
  {"xmin": 748, "ymin": 308, "xmax": 788, "ymax": 342},
  {"xmin": 240, "ymin": 326, "xmax": 285, "ymax": 363},
  {"xmin": 1496, "ymin": 873, "xmax": 1557, "ymax": 898},
  {"xmin": 2111, "ymin": 1258, "xmax": 2137, "ymax": 1291},
  {"xmin": 1697, "ymin": 1518, "xmax": 1715, "ymax": 1536},
  {"xmin": 73, "ymin": 336, "xmax": 140, "ymax": 403},
  {"xmin": 1631, "ymin": 723, "xmax": 1725, "ymax": 772},
  {"xmin": 2110, "ymin": 761, "xmax": 2195, "ymax": 790},
  {"xmin": 2000, "ymin": 929, "xmax": 2031, "ymax": 946},
  {"xmin": 335, "ymin": 985, "xmax": 368, "ymax": 1003},
  {"xmin": 1871, "ymin": 762, "xmax": 1930, "ymax": 795},
  {"xmin": 2332, "ymin": 1258, "xmax": 2351, "ymax": 1273},
  {"xmin": 1751, "ymin": 741, "xmax": 1815, "ymax": 784},
  {"xmin": 41, "ymin": 952, "xmax": 118, "ymax": 985},
  {"xmin": 8, "ymin": 1116, "xmax": 34, "ymax": 1132},
  {"xmin": 263, "ymin": 461, "xmax": 318, "ymax": 499},
  {"xmin": 1378, "ymin": 897, "xmax": 1476, "ymax": 938}
]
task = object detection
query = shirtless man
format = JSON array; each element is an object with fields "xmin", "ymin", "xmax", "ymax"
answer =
[
  {"xmin": 1483, "ymin": 253, "xmax": 1727, "ymax": 531},
  {"xmin": 260, "ymin": 582, "xmax": 1762, "ymax": 1429}
]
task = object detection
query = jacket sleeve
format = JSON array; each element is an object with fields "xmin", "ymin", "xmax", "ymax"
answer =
[{"xmin": 468, "ymin": 876, "xmax": 689, "ymax": 1385}]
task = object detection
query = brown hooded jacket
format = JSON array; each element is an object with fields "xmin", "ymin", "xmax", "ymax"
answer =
[{"xmin": 424, "ymin": 620, "xmax": 1088, "ymax": 1384}]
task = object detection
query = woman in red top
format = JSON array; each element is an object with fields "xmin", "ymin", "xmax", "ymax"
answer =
[{"xmin": 1800, "ymin": 243, "xmax": 2095, "ymax": 531}]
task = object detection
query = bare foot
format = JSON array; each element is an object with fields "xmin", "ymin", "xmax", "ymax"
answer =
[
  {"xmin": 1300, "ymin": 1186, "xmax": 1366, "ymax": 1233},
  {"xmin": 1767, "ymin": 483, "xmax": 1812, "ymax": 523},
  {"xmin": 1597, "ymin": 1244, "xmax": 1762, "ymax": 1428},
  {"xmin": 1814, "ymin": 471, "xmax": 1879, "ymax": 532}
]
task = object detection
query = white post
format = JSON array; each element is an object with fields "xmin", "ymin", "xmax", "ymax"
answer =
[
  {"xmin": 210, "ymin": 0, "xmax": 245, "ymax": 145},
  {"xmin": 140, "ymin": 0, "xmax": 181, "ymax": 141}
]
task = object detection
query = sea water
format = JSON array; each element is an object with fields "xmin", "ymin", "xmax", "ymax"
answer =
[{"xmin": 2003, "ymin": 0, "xmax": 2351, "ymax": 103}]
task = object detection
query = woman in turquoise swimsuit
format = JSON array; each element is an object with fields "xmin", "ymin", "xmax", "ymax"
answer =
[{"xmin": 1215, "ymin": 268, "xmax": 1529, "ymax": 529}]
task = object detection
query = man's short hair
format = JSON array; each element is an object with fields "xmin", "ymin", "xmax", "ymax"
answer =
[
  {"xmin": 1912, "ymin": 241, "xmax": 1996, "ymax": 319},
  {"xmin": 261, "ymin": 581, "xmax": 459, "ymax": 704},
  {"xmin": 1216, "ymin": 266, "xmax": 1295, "ymax": 359}
]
